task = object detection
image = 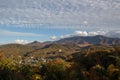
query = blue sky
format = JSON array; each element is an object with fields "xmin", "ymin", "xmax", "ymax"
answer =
[{"xmin": 0, "ymin": 0, "xmax": 120, "ymax": 44}]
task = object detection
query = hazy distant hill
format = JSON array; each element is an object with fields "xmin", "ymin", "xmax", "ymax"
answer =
[
  {"xmin": 0, "ymin": 44, "xmax": 34, "ymax": 57},
  {"xmin": 56, "ymin": 35, "xmax": 120, "ymax": 46},
  {"xmin": 27, "ymin": 41, "xmax": 44, "ymax": 49}
]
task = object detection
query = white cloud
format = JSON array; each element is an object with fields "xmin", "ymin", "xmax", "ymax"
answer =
[
  {"xmin": 50, "ymin": 36, "xmax": 58, "ymax": 40},
  {"xmin": 14, "ymin": 39, "xmax": 29, "ymax": 44},
  {"xmin": 88, "ymin": 31, "xmax": 106, "ymax": 36},
  {"xmin": 59, "ymin": 30, "xmax": 120, "ymax": 39},
  {"xmin": 60, "ymin": 31, "xmax": 87, "ymax": 39},
  {"xmin": 75, "ymin": 31, "xmax": 88, "ymax": 36},
  {"xmin": 0, "ymin": 29, "xmax": 41, "ymax": 37},
  {"xmin": 88, "ymin": 32, "xmax": 98, "ymax": 36},
  {"xmin": 60, "ymin": 31, "xmax": 108, "ymax": 39}
]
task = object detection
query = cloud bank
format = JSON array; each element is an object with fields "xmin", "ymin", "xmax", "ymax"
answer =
[
  {"xmin": 60, "ymin": 31, "xmax": 104, "ymax": 38},
  {"xmin": 14, "ymin": 39, "xmax": 29, "ymax": 44},
  {"xmin": 60, "ymin": 30, "xmax": 120, "ymax": 39}
]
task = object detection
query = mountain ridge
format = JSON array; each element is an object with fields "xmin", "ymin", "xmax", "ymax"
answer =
[
  {"xmin": 56, "ymin": 35, "xmax": 120, "ymax": 46},
  {"xmin": 0, "ymin": 35, "xmax": 120, "ymax": 59}
]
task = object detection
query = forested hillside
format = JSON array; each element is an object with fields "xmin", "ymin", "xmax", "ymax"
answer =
[{"xmin": 0, "ymin": 45, "xmax": 119, "ymax": 80}]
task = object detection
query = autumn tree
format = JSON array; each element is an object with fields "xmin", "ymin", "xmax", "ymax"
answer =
[{"xmin": 40, "ymin": 59, "xmax": 71, "ymax": 80}]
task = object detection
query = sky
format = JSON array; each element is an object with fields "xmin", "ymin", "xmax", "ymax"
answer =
[{"xmin": 0, "ymin": 0, "xmax": 120, "ymax": 44}]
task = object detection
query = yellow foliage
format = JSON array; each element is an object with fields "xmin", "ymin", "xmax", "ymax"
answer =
[
  {"xmin": 93, "ymin": 64, "xmax": 104, "ymax": 70},
  {"xmin": 32, "ymin": 74, "xmax": 43, "ymax": 80},
  {"xmin": 107, "ymin": 64, "xmax": 119, "ymax": 75},
  {"xmin": 48, "ymin": 58, "xmax": 71, "ymax": 69}
]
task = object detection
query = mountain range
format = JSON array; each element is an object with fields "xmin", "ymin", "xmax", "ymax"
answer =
[
  {"xmin": 56, "ymin": 35, "xmax": 120, "ymax": 46},
  {"xmin": 0, "ymin": 35, "xmax": 120, "ymax": 58},
  {"xmin": 26, "ymin": 35, "xmax": 120, "ymax": 47}
]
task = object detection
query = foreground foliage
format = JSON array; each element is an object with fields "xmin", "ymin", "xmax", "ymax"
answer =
[{"xmin": 0, "ymin": 46, "xmax": 120, "ymax": 80}]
